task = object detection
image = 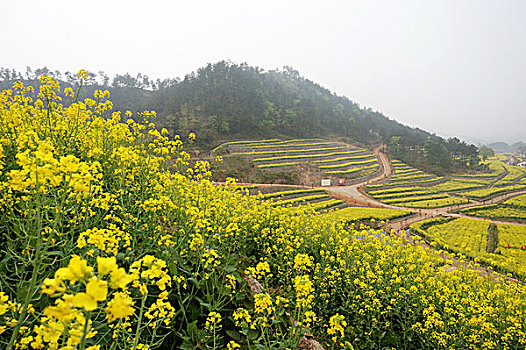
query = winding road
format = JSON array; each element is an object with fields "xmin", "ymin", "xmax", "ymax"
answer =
[{"xmin": 324, "ymin": 148, "xmax": 526, "ymax": 231}]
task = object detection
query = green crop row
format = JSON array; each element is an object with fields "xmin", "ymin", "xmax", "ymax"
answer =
[
  {"xmin": 304, "ymin": 199, "xmax": 344, "ymax": 211},
  {"xmin": 389, "ymin": 196, "xmax": 469, "ymax": 209},
  {"xmin": 370, "ymin": 177, "xmax": 444, "ymax": 189},
  {"xmin": 458, "ymin": 185, "xmax": 526, "ymax": 200},
  {"xmin": 325, "ymin": 206, "xmax": 414, "ymax": 222},
  {"xmin": 251, "ymin": 150, "xmax": 364, "ymax": 162},
  {"xmin": 235, "ymin": 185, "xmax": 260, "ymax": 191},
  {"xmin": 256, "ymin": 162, "xmax": 301, "ymax": 169},
  {"xmin": 390, "ymin": 174, "xmax": 436, "ymax": 182},
  {"xmin": 362, "ymin": 167, "xmax": 380, "ymax": 177},
  {"xmin": 318, "ymin": 158, "xmax": 377, "ymax": 169},
  {"xmin": 371, "ymin": 190, "xmax": 436, "ymax": 200},
  {"xmin": 271, "ymin": 194, "xmax": 330, "ymax": 207},
  {"xmin": 247, "ymin": 142, "xmax": 332, "ymax": 149},
  {"xmin": 325, "ymin": 164, "xmax": 379, "ymax": 175},
  {"xmin": 382, "ymin": 194, "xmax": 449, "ymax": 205},
  {"xmin": 367, "ymin": 186, "xmax": 425, "ymax": 196},
  {"xmin": 211, "ymin": 139, "xmax": 281, "ymax": 154},
  {"xmin": 260, "ymin": 188, "xmax": 325, "ymax": 199},
  {"xmin": 237, "ymin": 138, "xmax": 326, "ymax": 148},
  {"xmin": 393, "ymin": 169, "xmax": 423, "ymax": 175},
  {"xmin": 231, "ymin": 146, "xmax": 346, "ymax": 156},
  {"xmin": 311, "ymin": 153, "xmax": 372, "ymax": 164}
]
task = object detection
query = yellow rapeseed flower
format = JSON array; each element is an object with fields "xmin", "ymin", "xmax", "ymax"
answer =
[
  {"xmin": 105, "ymin": 292, "xmax": 134, "ymax": 322},
  {"xmin": 55, "ymin": 256, "xmax": 93, "ymax": 284},
  {"xmin": 72, "ymin": 277, "xmax": 108, "ymax": 311}
]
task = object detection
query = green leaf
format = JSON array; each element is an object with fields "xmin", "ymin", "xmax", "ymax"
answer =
[
  {"xmin": 226, "ymin": 330, "xmax": 241, "ymax": 341},
  {"xmin": 247, "ymin": 329, "xmax": 259, "ymax": 341}
]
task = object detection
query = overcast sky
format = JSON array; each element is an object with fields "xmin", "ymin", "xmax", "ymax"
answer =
[{"xmin": 2, "ymin": 0, "xmax": 525, "ymax": 144}]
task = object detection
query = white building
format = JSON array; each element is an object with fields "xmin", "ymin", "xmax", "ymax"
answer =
[{"xmin": 518, "ymin": 162, "xmax": 526, "ymax": 167}]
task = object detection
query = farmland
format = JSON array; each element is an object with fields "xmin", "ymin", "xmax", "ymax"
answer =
[
  {"xmin": 214, "ymin": 139, "xmax": 380, "ymax": 179},
  {"xmin": 460, "ymin": 193, "xmax": 526, "ymax": 223},
  {"xmin": 325, "ymin": 206, "xmax": 414, "ymax": 223},
  {"xmin": 3, "ymin": 76, "xmax": 526, "ymax": 350},
  {"xmin": 411, "ymin": 218, "xmax": 526, "ymax": 278},
  {"xmin": 365, "ymin": 160, "xmax": 469, "ymax": 208},
  {"xmin": 364, "ymin": 157, "xmax": 526, "ymax": 211}
]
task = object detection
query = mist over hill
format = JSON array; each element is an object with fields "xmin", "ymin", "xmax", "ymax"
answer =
[
  {"xmin": 0, "ymin": 62, "xmax": 482, "ymax": 174},
  {"xmin": 488, "ymin": 141, "xmax": 526, "ymax": 154}
]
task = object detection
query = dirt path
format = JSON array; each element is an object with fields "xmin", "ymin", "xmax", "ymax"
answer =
[
  {"xmin": 447, "ymin": 213, "xmax": 526, "ymax": 226},
  {"xmin": 324, "ymin": 148, "xmax": 394, "ymax": 206}
]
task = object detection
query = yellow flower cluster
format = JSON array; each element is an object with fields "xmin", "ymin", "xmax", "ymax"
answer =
[
  {"xmin": 205, "ymin": 312, "xmax": 222, "ymax": 331},
  {"xmin": 246, "ymin": 260, "xmax": 271, "ymax": 280},
  {"xmin": 77, "ymin": 225, "xmax": 132, "ymax": 256},
  {"xmin": 252, "ymin": 293, "xmax": 275, "ymax": 328},
  {"xmin": 327, "ymin": 313, "xmax": 347, "ymax": 342},
  {"xmin": 34, "ymin": 256, "xmax": 135, "ymax": 349},
  {"xmin": 7, "ymin": 140, "xmax": 101, "ymax": 194}
]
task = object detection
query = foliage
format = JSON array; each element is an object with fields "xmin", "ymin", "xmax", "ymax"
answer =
[
  {"xmin": 387, "ymin": 136, "xmax": 480, "ymax": 175},
  {"xmin": 479, "ymin": 146, "xmax": 495, "ymax": 161}
]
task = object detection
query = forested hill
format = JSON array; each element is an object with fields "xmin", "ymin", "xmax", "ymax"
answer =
[
  {"xmin": 149, "ymin": 62, "xmax": 438, "ymax": 147},
  {"xmin": 0, "ymin": 63, "xmax": 480, "ymax": 174}
]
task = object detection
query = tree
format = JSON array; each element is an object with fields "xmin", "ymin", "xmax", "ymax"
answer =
[
  {"xmin": 99, "ymin": 71, "xmax": 110, "ymax": 86},
  {"xmin": 479, "ymin": 145, "xmax": 495, "ymax": 161}
]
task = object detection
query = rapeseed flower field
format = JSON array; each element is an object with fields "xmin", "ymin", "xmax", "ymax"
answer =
[{"xmin": 1, "ymin": 73, "xmax": 526, "ymax": 349}]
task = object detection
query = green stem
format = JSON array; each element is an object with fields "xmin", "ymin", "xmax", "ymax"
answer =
[
  {"xmin": 108, "ymin": 319, "xmax": 122, "ymax": 350},
  {"xmin": 213, "ymin": 327, "xmax": 216, "ymax": 350},
  {"xmin": 78, "ymin": 312, "xmax": 91, "ymax": 350},
  {"xmin": 132, "ymin": 292, "xmax": 148, "ymax": 350},
  {"xmin": 6, "ymin": 209, "xmax": 43, "ymax": 350}
]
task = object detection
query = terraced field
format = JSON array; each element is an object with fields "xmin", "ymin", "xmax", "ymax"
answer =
[
  {"xmin": 246, "ymin": 186, "xmax": 349, "ymax": 212},
  {"xmin": 365, "ymin": 160, "xmax": 468, "ymax": 208},
  {"xmin": 214, "ymin": 139, "xmax": 380, "ymax": 178},
  {"xmin": 460, "ymin": 193, "xmax": 526, "ymax": 222},
  {"xmin": 244, "ymin": 186, "xmax": 415, "ymax": 222},
  {"xmin": 411, "ymin": 217, "xmax": 526, "ymax": 278},
  {"xmin": 452, "ymin": 160, "xmax": 526, "ymax": 201},
  {"xmin": 458, "ymin": 184, "xmax": 526, "ymax": 201},
  {"xmin": 325, "ymin": 206, "xmax": 414, "ymax": 223},
  {"xmin": 365, "ymin": 157, "xmax": 526, "ymax": 209}
]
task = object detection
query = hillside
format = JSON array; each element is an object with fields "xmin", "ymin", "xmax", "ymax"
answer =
[{"xmin": 0, "ymin": 63, "xmax": 480, "ymax": 174}]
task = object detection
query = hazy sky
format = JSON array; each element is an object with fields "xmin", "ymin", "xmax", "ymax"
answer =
[{"xmin": 2, "ymin": 0, "xmax": 525, "ymax": 144}]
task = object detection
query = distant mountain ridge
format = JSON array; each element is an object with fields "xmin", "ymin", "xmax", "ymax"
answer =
[{"xmin": 488, "ymin": 141, "xmax": 526, "ymax": 153}]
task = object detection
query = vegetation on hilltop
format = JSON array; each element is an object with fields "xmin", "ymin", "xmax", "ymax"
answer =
[{"xmin": 1, "ymin": 63, "xmax": 481, "ymax": 175}]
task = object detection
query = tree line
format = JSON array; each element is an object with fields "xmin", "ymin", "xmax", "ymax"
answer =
[{"xmin": 0, "ymin": 62, "xmax": 485, "ymax": 175}]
